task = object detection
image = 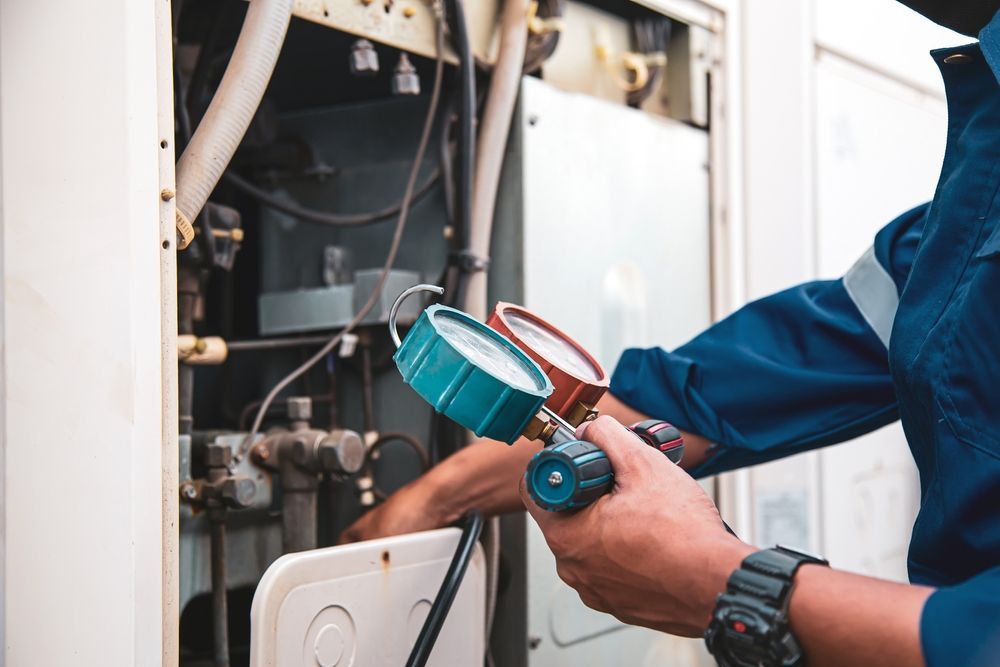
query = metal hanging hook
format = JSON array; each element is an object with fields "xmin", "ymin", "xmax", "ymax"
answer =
[{"xmin": 389, "ymin": 283, "xmax": 445, "ymax": 348}]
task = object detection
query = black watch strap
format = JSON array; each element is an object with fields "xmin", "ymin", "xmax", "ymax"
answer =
[{"xmin": 743, "ymin": 545, "xmax": 828, "ymax": 588}]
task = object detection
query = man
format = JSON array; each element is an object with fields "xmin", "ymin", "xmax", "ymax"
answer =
[{"xmin": 342, "ymin": 2, "xmax": 1000, "ymax": 664}]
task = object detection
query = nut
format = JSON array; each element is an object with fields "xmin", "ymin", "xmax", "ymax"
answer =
[
  {"xmin": 219, "ymin": 477, "xmax": 256, "ymax": 509},
  {"xmin": 286, "ymin": 396, "xmax": 312, "ymax": 422},
  {"xmin": 204, "ymin": 442, "xmax": 232, "ymax": 468}
]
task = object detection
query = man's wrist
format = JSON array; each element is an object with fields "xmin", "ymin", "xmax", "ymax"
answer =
[{"xmin": 698, "ymin": 536, "xmax": 758, "ymax": 625}]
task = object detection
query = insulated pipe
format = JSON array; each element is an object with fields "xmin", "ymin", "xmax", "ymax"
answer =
[
  {"xmin": 174, "ymin": 0, "xmax": 293, "ymax": 249},
  {"xmin": 461, "ymin": 2, "xmax": 530, "ymax": 649},
  {"xmin": 464, "ymin": 0, "xmax": 530, "ymax": 321}
]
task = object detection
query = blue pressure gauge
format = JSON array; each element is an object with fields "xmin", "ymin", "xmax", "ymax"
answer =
[{"xmin": 390, "ymin": 287, "xmax": 554, "ymax": 444}]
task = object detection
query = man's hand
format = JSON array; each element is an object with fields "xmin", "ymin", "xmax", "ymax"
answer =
[
  {"xmin": 338, "ymin": 478, "xmax": 447, "ymax": 544},
  {"xmin": 519, "ymin": 415, "xmax": 753, "ymax": 637}
]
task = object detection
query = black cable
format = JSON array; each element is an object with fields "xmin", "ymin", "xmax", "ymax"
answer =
[
  {"xmin": 222, "ymin": 167, "xmax": 442, "ymax": 228},
  {"xmin": 405, "ymin": 510, "xmax": 484, "ymax": 667},
  {"xmin": 187, "ymin": 0, "xmax": 228, "ymax": 124},
  {"xmin": 443, "ymin": 0, "xmax": 476, "ymax": 309}
]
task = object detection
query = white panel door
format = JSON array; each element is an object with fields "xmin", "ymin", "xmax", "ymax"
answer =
[{"xmin": 519, "ymin": 77, "xmax": 714, "ymax": 667}]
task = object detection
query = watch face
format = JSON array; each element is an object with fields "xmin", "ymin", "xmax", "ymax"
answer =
[{"xmin": 706, "ymin": 596, "xmax": 803, "ymax": 667}]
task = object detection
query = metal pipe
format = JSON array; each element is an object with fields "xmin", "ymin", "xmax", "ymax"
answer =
[
  {"xmin": 206, "ymin": 456, "xmax": 231, "ymax": 667},
  {"xmin": 280, "ymin": 450, "xmax": 318, "ymax": 553},
  {"xmin": 208, "ymin": 514, "xmax": 230, "ymax": 667},
  {"xmin": 226, "ymin": 334, "xmax": 336, "ymax": 351}
]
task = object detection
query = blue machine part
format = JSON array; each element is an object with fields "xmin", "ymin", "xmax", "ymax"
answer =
[
  {"xmin": 525, "ymin": 441, "xmax": 613, "ymax": 512},
  {"xmin": 393, "ymin": 305, "xmax": 554, "ymax": 443}
]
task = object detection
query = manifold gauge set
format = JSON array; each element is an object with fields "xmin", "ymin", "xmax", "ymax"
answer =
[{"xmin": 388, "ymin": 285, "xmax": 684, "ymax": 512}]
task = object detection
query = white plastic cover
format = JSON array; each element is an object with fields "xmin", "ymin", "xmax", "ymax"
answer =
[{"xmin": 250, "ymin": 528, "xmax": 485, "ymax": 666}]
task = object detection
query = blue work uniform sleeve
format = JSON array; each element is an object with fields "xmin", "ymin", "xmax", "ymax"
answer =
[
  {"xmin": 609, "ymin": 203, "xmax": 927, "ymax": 477},
  {"xmin": 921, "ymin": 565, "xmax": 1000, "ymax": 667}
]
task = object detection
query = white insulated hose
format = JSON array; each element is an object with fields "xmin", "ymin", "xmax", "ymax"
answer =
[{"xmin": 174, "ymin": 0, "xmax": 293, "ymax": 249}]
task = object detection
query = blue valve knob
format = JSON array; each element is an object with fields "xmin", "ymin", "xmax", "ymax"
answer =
[{"xmin": 525, "ymin": 440, "xmax": 612, "ymax": 512}]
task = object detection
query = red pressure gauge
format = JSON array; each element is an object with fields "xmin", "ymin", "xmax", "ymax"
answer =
[{"xmin": 487, "ymin": 302, "xmax": 609, "ymax": 426}]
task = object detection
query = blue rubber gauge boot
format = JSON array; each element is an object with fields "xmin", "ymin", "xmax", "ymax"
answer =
[{"xmin": 393, "ymin": 303, "xmax": 554, "ymax": 444}]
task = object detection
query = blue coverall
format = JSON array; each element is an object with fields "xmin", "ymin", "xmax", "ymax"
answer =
[{"xmin": 609, "ymin": 15, "xmax": 1000, "ymax": 667}]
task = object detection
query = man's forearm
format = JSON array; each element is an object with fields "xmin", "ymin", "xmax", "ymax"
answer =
[
  {"xmin": 789, "ymin": 564, "xmax": 933, "ymax": 666},
  {"xmin": 427, "ymin": 436, "xmax": 541, "ymax": 523}
]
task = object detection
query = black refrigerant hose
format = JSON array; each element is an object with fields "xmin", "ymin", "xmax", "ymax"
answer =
[{"xmin": 405, "ymin": 510, "xmax": 484, "ymax": 667}]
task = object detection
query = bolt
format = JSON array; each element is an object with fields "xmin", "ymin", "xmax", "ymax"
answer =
[
  {"xmin": 403, "ymin": 5, "xmax": 416, "ymax": 17},
  {"xmin": 160, "ymin": 188, "xmax": 175, "ymax": 201},
  {"xmin": 547, "ymin": 471, "xmax": 563, "ymax": 487},
  {"xmin": 180, "ymin": 483, "xmax": 198, "ymax": 500}
]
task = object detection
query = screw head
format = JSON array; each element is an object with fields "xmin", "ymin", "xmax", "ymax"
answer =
[
  {"xmin": 181, "ymin": 483, "xmax": 198, "ymax": 499},
  {"xmin": 547, "ymin": 471, "xmax": 563, "ymax": 487}
]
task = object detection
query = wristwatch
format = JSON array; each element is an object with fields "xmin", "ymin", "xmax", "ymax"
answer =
[{"xmin": 704, "ymin": 545, "xmax": 829, "ymax": 666}]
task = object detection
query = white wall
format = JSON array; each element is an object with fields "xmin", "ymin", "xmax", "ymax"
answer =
[
  {"xmin": 727, "ymin": 0, "xmax": 962, "ymax": 579},
  {"xmin": 0, "ymin": 0, "xmax": 173, "ymax": 664}
]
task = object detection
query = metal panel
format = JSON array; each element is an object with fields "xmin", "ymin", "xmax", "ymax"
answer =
[
  {"xmin": 513, "ymin": 77, "xmax": 713, "ymax": 666},
  {"xmin": 258, "ymin": 269, "xmax": 421, "ymax": 335},
  {"xmin": 286, "ymin": 0, "xmax": 499, "ymax": 64},
  {"xmin": 0, "ymin": 0, "xmax": 167, "ymax": 663}
]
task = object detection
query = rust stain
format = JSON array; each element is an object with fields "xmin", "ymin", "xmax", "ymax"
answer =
[{"xmin": 381, "ymin": 549, "xmax": 391, "ymax": 574}]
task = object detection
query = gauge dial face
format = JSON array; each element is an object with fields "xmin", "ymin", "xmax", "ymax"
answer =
[
  {"xmin": 434, "ymin": 312, "xmax": 547, "ymax": 391},
  {"xmin": 503, "ymin": 311, "xmax": 602, "ymax": 381}
]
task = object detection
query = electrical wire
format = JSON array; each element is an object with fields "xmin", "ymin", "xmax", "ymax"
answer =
[
  {"xmin": 406, "ymin": 510, "xmax": 484, "ymax": 667},
  {"xmin": 222, "ymin": 167, "xmax": 443, "ymax": 228},
  {"xmin": 237, "ymin": 6, "xmax": 447, "ymax": 460}
]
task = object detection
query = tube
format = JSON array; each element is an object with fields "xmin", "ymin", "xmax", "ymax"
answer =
[
  {"xmin": 174, "ymin": 0, "xmax": 293, "ymax": 249},
  {"xmin": 464, "ymin": 0, "xmax": 530, "ymax": 321},
  {"xmin": 406, "ymin": 510, "xmax": 484, "ymax": 667}
]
